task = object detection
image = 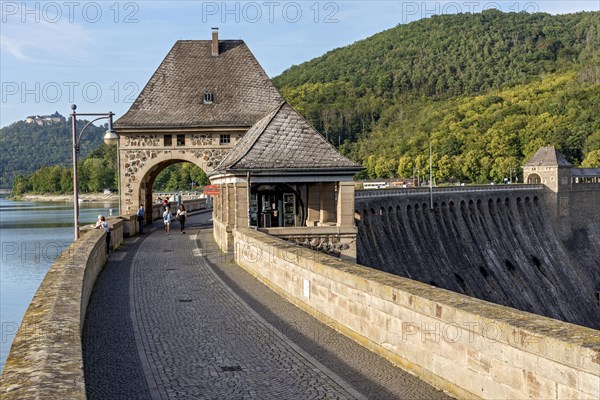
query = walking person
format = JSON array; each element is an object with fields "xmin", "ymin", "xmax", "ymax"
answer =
[
  {"xmin": 163, "ymin": 207, "xmax": 171, "ymax": 235},
  {"xmin": 136, "ymin": 204, "xmax": 145, "ymax": 234},
  {"xmin": 176, "ymin": 204, "xmax": 187, "ymax": 234}
]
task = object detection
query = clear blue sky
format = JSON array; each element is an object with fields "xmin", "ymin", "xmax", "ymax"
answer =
[{"xmin": 1, "ymin": 1, "xmax": 598, "ymax": 127}]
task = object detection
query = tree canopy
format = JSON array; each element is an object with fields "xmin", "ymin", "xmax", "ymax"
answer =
[{"xmin": 0, "ymin": 118, "xmax": 105, "ymax": 188}]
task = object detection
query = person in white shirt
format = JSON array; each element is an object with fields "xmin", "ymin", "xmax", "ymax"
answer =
[
  {"xmin": 95, "ymin": 215, "xmax": 111, "ymax": 254},
  {"xmin": 163, "ymin": 207, "xmax": 171, "ymax": 235}
]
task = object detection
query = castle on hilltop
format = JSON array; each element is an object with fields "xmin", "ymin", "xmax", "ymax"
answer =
[{"xmin": 25, "ymin": 112, "xmax": 65, "ymax": 126}]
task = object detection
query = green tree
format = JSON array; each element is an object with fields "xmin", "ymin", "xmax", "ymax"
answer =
[
  {"xmin": 397, "ymin": 156, "xmax": 415, "ymax": 178},
  {"xmin": 11, "ymin": 175, "xmax": 31, "ymax": 196},
  {"xmin": 581, "ymin": 150, "xmax": 600, "ymax": 167}
]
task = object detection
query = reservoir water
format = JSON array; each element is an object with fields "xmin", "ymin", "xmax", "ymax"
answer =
[{"xmin": 0, "ymin": 197, "xmax": 118, "ymax": 373}]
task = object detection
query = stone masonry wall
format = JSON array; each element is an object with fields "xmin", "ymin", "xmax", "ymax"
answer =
[
  {"xmin": 0, "ymin": 230, "xmax": 110, "ymax": 399},
  {"xmin": 234, "ymin": 227, "xmax": 600, "ymax": 400}
]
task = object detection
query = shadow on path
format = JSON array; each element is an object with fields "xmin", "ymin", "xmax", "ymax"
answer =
[{"xmin": 83, "ymin": 212, "xmax": 452, "ymax": 400}]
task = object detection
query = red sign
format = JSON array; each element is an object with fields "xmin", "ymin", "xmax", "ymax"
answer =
[{"xmin": 203, "ymin": 185, "xmax": 220, "ymax": 196}]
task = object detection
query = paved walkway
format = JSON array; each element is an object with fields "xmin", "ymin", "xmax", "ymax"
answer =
[{"xmin": 83, "ymin": 212, "xmax": 451, "ymax": 399}]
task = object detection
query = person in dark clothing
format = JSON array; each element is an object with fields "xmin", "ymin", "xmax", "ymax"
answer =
[
  {"xmin": 137, "ymin": 204, "xmax": 145, "ymax": 234},
  {"xmin": 176, "ymin": 205, "xmax": 187, "ymax": 234}
]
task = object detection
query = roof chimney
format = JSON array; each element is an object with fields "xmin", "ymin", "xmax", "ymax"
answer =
[{"xmin": 211, "ymin": 27, "xmax": 219, "ymax": 56}]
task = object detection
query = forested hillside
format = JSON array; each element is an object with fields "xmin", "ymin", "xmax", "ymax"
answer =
[
  {"xmin": 6, "ymin": 11, "xmax": 600, "ymax": 191},
  {"xmin": 273, "ymin": 10, "xmax": 600, "ymax": 181},
  {"xmin": 10, "ymin": 144, "xmax": 209, "ymax": 195},
  {"xmin": 11, "ymin": 143, "xmax": 118, "ymax": 195},
  {"xmin": 0, "ymin": 119, "xmax": 105, "ymax": 188}
]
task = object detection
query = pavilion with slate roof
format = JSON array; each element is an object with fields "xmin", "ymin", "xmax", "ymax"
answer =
[
  {"xmin": 115, "ymin": 29, "xmax": 362, "ymax": 258},
  {"xmin": 210, "ymin": 102, "xmax": 362, "ymax": 258}
]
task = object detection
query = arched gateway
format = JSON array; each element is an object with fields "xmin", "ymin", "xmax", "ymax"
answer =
[{"xmin": 115, "ymin": 29, "xmax": 362, "ymax": 259}]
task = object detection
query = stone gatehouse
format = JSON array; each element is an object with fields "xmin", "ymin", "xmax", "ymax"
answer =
[
  {"xmin": 114, "ymin": 29, "xmax": 362, "ymax": 258},
  {"xmin": 115, "ymin": 29, "xmax": 285, "ymax": 216}
]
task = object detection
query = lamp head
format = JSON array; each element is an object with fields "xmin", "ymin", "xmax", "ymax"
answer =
[{"xmin": 103, "ymin": 129, "xmax": 119, "ymax": 146}]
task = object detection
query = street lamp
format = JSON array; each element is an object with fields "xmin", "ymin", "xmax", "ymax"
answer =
[
  {"xmin": 71, "ymin": 104, "xmax": 119, "ymax": 240},
  {"xmin": 429, "ymin": 140, "xmax": 433, "ymax": 209}
]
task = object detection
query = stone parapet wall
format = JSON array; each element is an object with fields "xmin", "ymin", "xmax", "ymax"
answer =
[
  {"xmin": 213, "ymin": 217, "xmax": 232, "ymax": 252},
  {"xmin": 121, "ymin": 213, "xmax": 138, "ymax": 237},
  {"xmin": 233, "ymin": 227, "xmax": 600, "ymax": 400},
  {"xmin": 151, "ymin": 198, "xmax": 207, "ymax": 221},
  {"xmin": 0, "ymin": 230, "xmax": 111, "ymax": 399},
  {"xmin": 81, "ymin": 217, "xmax": 124, "ymax": 253}
]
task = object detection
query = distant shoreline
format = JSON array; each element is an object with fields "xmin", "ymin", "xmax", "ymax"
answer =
[{"xmin": 8, "ymin": 193, "xmax": 118, "ymax": 202}]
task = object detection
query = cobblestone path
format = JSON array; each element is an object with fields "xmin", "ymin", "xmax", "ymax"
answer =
[{"xmin": 83, "ymin": 212, "xmax": 451, "ymax": 400}]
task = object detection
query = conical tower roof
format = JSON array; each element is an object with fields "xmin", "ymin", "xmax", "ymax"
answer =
[
  {"xmin": 115, "ymin": 40, "xmax": 283, "ymax": 129},
  {"xmin": 524, "ymin": 145, "xmax": 572, "ymax": 167},
  {"xmin": 214, "ymin": 102, "xmax": 361, "ymax": 174}
]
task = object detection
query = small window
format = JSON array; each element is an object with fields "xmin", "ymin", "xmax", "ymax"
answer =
[
  {"xmin": 177, "ymin": 134, "xmax": 185, "ymax": 146},
  {"xmin": 220, "ymin": 134, "xmax": 230, "ymax": 145},
  {"xmin": 204, "ymin": 93, "xmax": 214, "ymax": 104},
  {"xmin": 164, "ymin": 135, "xmax": 172, "ymax": 146}
]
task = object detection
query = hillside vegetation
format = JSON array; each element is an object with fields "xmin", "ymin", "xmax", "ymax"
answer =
[
  {"xmin": 7, "ymin": 11, "xmax": 600, "ymax": 192},
  {"xmin": 273, "ymin": 10, "xmax": 600, "ymax": 181},
  {"xmin": 0, "ymin": 119, "xmax": 105, "ymax": 188},
  {"xmin": 3, "ymin": 118, "xmax": 208, "ymax": 194},
  {"xmin": 11, "ymin": 143, "xmax": 118, "ymax": 195}
]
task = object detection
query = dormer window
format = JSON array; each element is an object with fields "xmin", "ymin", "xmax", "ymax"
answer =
[
  {"xmin": 220, "ymin": 134, "xmax": 230, "ymax": 145},
  {"xmin": 203, "ymin": 93, "xmax": 214, "ymax": 104}
]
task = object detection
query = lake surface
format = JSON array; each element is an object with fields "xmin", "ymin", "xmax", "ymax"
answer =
[{"xmin": 0, "ymin": 197, "xmax": 118, "ymax": 374}]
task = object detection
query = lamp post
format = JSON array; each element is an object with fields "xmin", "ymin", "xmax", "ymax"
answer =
[
  {"xmin": 71, "ymin": 104, "xmax": 119, "ymax": 240},
  {"xmin": 429, "ymin": 140, "xmax": 433, "ymax": 209}
]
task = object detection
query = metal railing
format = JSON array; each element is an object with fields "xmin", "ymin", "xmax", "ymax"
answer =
[{"xmin": 355, "ymin": 184, "xmax": 544, "ymax": 199}]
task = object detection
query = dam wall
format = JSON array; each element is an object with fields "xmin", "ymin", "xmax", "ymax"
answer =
[
  {"xmin": 355, "ymin": 185, "xmax": 600, "ymax": 329},
  {"xmin": 233, "ymin": 227, "xmax": 600, "ymax": 399}
]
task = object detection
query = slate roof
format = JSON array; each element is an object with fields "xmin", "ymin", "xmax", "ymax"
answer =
[
  {"xmin": 571, "ymin": 168, "xmax": 600, "ymax": 177},
  {"xmin": 524, "ymin": 145, "xmax": 572, "ymax": 167},
  {"xmin": 115, "ymin": 40, "xmax": 284, "ymax": 129},
  {"xmin": 214, "ymin": 102, "xmax": 362, "ymax": 173}
]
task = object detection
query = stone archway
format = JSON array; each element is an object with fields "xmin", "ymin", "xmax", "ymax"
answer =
[
  {"xmin": 526, "ymin": 173, "xmax": 542, "ymax": 184},
  {"xmin": 119, "ymin": 143, "xmax": 231, "ymax": 215}
]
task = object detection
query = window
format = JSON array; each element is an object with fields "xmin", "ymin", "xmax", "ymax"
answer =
[
  {"xmin": 164, "ymin": 135, "xmax": 172, "ymax": 146},
  {"xmin": 203, "ymin": 93, "xmax": 214, "ymax": 104},
  {"xmin": 220, "ymin": 134, "xmax": 230, "ymax": 145},
  {"xmin": 177, "ymin": 134, "xmax": 185, "ymax": 146}
]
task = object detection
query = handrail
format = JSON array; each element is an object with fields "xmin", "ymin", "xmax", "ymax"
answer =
[{"xmin": 355, "ymin": 184, "xmax": 544, "ymax": 199}]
